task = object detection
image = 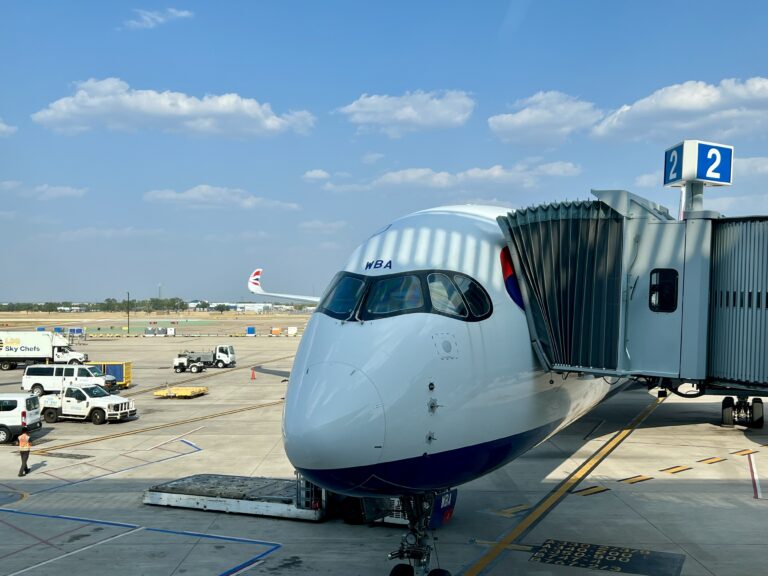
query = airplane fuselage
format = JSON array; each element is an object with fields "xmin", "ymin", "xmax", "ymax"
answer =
[{"xmin": 283, "ymin": 205, "xmax": 626, "ymax": 497}]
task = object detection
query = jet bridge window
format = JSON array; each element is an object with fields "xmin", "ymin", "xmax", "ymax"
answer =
[{"xmin": 649, "ymin": 268, "xmax": 678, "ymax": 313}]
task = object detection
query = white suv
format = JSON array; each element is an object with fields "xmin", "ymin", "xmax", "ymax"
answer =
[{"xmin": 0, "ymin": 393, "xmax": 42, "ymax": 444}]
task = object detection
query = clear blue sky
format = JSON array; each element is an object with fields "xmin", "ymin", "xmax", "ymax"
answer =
[{"xmin": 2, "ymin": 1, "xmax": 768, "ymax": 302}]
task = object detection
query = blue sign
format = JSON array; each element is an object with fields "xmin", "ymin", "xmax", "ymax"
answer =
[
  {"xmin": 663, "ymin": 144, "xmax": 684, "ymax": 185},
  {"xmin": 696, "ymin": 142, "xmax": 733, "ymax": 184}
]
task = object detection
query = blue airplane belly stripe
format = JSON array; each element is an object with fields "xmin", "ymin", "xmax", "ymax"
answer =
[{"xmin": 298, "ymin": 420, "xmax": 561, "ymax": 496}]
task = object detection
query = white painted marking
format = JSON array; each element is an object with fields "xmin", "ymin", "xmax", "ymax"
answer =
[
  {"xmin": 6, "ymin": 527, "xmax": 144, "ymax": 575},
  {"xmin": 143, "ymin": 426, "xmax": 206, "ymax": 451},
  {"xmin": 748, "ymin": 453, "xmax": 762, "ymax": 499}
]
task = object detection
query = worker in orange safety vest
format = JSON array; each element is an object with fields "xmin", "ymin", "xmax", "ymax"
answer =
[{"xmin": 18, "ymin": 429, "xmax": 31, "ymax": 477}]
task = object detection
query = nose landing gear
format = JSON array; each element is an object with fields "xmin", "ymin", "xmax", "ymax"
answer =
[{"xmin": 388, "ymin": 493, "xmax": 451, "ymax": 576}]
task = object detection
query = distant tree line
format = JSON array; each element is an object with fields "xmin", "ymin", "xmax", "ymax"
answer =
[{"xmin": 1, "ymin": 297, "xmax": 188, "ymax": 313}]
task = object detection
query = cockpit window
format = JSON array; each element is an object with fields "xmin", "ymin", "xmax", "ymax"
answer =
[
  {"xmin": 318, "ymin": 274, "xmax": 367, "ymax": 320},
  {"xmin": 365, "ymin": 275, "xmax": 424, "ymax": 317},
  {"xmin": 427, "ymin": 273, "xmax": 468, "ymax": 318},
  {"xmin": 454, "ymin": 274, "xmax": 491, "ymax": 317},
  {"xmin": 317, "ymin": 270, "xmax": 492, "ymax": 323}
]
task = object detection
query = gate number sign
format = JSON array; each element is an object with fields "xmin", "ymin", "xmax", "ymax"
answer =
[{"xmin": 664, "ymin": 140, "xmax": 733, "ymax": 187}]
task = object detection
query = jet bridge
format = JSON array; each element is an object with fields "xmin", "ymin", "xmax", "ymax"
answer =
[{"xmin": 497, "ymin": 189, "xmax": 768, "ymax": 394}]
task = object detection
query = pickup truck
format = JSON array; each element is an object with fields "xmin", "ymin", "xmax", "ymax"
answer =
[{"xmin": 41, "ymin": 385, "xmax": 137, "ymax": 425}]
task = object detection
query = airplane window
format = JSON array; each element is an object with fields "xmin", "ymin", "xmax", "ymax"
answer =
[
  {"xmin": 318, "ymin": 274, "xmax": 367, "ymax": 320},
  {"xmin": 364, "ymin": 275, "xmax": 424, "ymax": 317},
  {"xmin": 454, "ymin": 274, "xmax": 491, "ymax": 318},
  {"xmin": 427, "ymin": 274, "xmax": 468, "ymax": 318}
]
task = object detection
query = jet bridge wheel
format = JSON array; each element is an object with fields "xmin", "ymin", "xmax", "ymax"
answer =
[
  {"xmin": 721, "ymin": 397, "xmax": 735, "ymax": 427},
  {"xmin": 389, "ymin": 565, "xmax": 414, "ymax": 576}
]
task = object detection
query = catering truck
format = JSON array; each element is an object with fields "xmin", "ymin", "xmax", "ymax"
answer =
[{"xmin": 0, "ymin": 331, "xmax": 87, "ymax": 371}]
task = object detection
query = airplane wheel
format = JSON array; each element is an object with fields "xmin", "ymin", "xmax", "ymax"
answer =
[
  {"xmin": 389, "ymin": 564, "xmax": 414, "ymax": 576},
  {"xmin": 722, "ymin": 397, "xmax": 735, "ymax": 427},
  {"xmin": 427, "ymin": 570, "xmax": 452, "ymax": 576},
  {"xmin": 752, "ymin": 398, "xmax": 764, "ymax": 429}
]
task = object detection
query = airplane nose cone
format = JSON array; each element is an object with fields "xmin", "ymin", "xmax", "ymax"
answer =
[{"xmin": 284, "ymin": 361, "xmax": 385, "ymax": 473}]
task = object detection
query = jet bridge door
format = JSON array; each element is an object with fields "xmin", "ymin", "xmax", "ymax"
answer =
[{"xmin": 624, "ymin": 220, "xmax": 685, "ymax": 377}]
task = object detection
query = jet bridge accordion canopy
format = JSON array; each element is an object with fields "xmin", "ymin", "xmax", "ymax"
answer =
[{"xmin": 497, "ymin": 201, "xmax": 624, "ymax": 372}]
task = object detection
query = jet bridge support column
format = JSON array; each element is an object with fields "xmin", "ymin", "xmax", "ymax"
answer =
[{"xmin": 679, "ymin": 212, "xmax": 717, "ymax": 381}]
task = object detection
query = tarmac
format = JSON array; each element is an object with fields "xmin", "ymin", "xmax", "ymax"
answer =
[{"xmin": 0, "ymin": 319, "xmax": 766, "ymax": 576}]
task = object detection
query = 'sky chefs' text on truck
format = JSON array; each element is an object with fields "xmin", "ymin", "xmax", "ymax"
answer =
[{"xmin": 0, "ymin": 331, "xmax": 87, "ymax": 371}]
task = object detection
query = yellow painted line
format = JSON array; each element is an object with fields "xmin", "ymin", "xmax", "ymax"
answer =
[
  {"xmin": 732, "ymin": 449, "xmax": 758, "ymax": 456},
  {"xmin": 464, "ymin": 396, "xmax": 664, "ymax": 576},
  {"xmin": 494, "ymin": 504, "xmax": 531, "ymax": 518},
  {"xmin": 618, "ymin": 475, "xmax": 653, "ymax": 484},
  {"xmin": 571, "ymin": 486, "xmax": 610, "ymax": 496},
  {"xmin": 698, "ymin": 457, "xmax": 726, "ymax": 464},
  {"xmin": 31, "ymin": 400, "xmax": 284, "ymax": 455},
  {"xmin": 659, "ymin": 465, "xmax": 692, "ymax": 474},
  {"xmin": 473, "ymin": 540, "xmax": 533, "ymax": 552}
]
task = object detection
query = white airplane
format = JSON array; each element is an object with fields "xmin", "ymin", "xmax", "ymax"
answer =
[{"xmin": 251, "ymin": 205, "xmax": 632, "ymax": 576}]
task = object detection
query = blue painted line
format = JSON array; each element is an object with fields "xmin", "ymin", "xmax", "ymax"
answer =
[
  {"xmin": 146, "ymin": 527, "xmax": 280, "ymax": 547},
  {"xmin": 0, "ymin": 507, "xmax": 139, "ymax": 529},
  {"xmin": 180, "ymin": 438, "xmax": 200, "ymax": 449},
  {"xmin": 29, "ymin": 440, "xmax": 202, "ymax": 496},
  {"xmin": 0, "ymin": 507, "xmax": 284, "ymax": 575},
  {"xmin": 219, "ymin": 545, "xmax": 282, "ymax": 576}
]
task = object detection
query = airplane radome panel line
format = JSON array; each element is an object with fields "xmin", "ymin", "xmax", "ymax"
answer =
[{"xmin": 247, "ymin": 268, "xmax": 320, "ymax": 303}]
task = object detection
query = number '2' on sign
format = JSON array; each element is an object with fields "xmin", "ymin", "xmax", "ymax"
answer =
[{"xmin": 663, "ymin": 140, "xmax": 733, "ymax": 187}]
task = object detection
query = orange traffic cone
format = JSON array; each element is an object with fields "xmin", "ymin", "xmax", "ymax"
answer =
[{"xmin": 251, "ymin": 368, "xmax": 256, "ymax": 381}]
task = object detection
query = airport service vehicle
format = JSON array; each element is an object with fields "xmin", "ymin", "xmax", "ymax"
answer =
[
  {"xmin": 249, "ymin": 186, "xmax": 768, "ymax": 575},
  {"xmin": 172, "ymin": 355, "xmax": 206, "ymax": 373},
  {"xmin": 178, "ymin": 345, "xmax": 236, "ymax": 368},
  {"xmin": 0, "ymin": 393, "xmax": 42, "ymax": 443},
  {"xmin": 22, "ymin": 364, "xmax": 117, "ymax": 397},
  {"xmin": 40, "ymin": 384, "xmax": 136, "ymax": 425},
  {"xmin": 0, "ymin": 331, "xmax": 87, "ymax": 370}
]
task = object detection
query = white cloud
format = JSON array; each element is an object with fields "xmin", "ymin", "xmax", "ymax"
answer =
[
  {"xmin": 32, "ymin": 78, "xmax": 315, "ymax": 136},
  {"xmin": 0, "ymin": 180, "xmax": 22, "ymax": 190},
  {"xmin": 339, "ymin": 90, "xmax": 475, "ymax": 137},
  {"xmin": 705, "ymin": 193, "xmax": 768, "ymax": 216},
  {"xmin": 489, "ymin": 91, "xmax": 602, "ymax": 145},
  {"xmin": 299, "ymin": 220, "xmax": 347, "ymax": 234},
  {"xmin": 0, "ymin": 118, "xmax": 17, "ymax": 136},
  {"xmin": 737, "ymin": 157, "xmax": 768, "ymax": 177},
  {"xmin": 593, "ymin": 77, "xmax": 768, "ymax": 140},
  {"xmin": 362, "ymin": 152, "xmax": 384, "ymax": 164},
  {"xmin": 30, "ymin": 184, "xmax": 87, "ymax": 200},
  {"xmin": 0, "ymin": 211, "xmax": 15, "ymax": 220},
  {"xmin": 123, "ymin": 8, "xmax": 193, "ymax": 30},
  {"xmin": 302, "ymin": 169, "xmax": 330, "ymax": 181},
  {"xmin": 38, "ymin": 227, "xmax": 162, "ymax": 242},
  {"xmin": 323, "ymin": 160, "xmax": 580, "ymax": 192},
  {"xmin": 203, "ymin": 230, "xmax": 269, "ymax": 243},
  {"xmin": 634, "ymin": 171, "xmax": 662, "ymax": 188},
  {"xmin": 144, "ymin": 184, "xmax": 299, "ymax": 210}
]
